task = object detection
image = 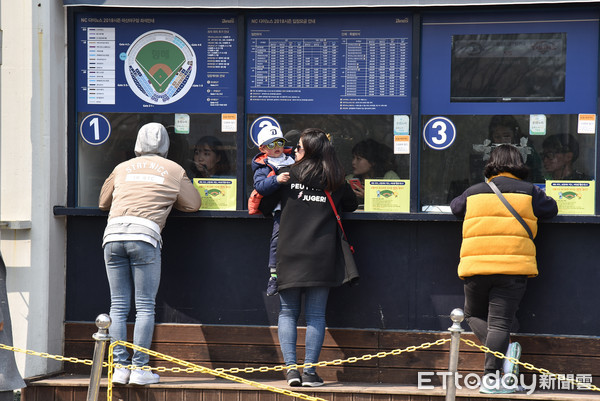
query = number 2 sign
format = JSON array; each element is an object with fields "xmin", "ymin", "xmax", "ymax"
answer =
[
  {"xmin": 80, "ymin": 114, "xmax": 111, "ymax": 145},
  {"xmin": 423, "ymin": 117, "xmax": 456, "ymax": 150}
]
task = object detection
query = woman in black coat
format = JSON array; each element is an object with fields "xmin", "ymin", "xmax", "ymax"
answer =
[{"xmin": 275, "ymin": 128, "xmax": 357, "ymax": 387}]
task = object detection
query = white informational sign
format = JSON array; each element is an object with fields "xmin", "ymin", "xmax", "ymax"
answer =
[
  {"xmin": 577, "ymin": 114, "xmax": 596, "ymax": 134},
  {"xmin": 393, "ymin": 115, "xmax": 410, "ymax": 154},
  {"xmin": 529, "ymin": 114, "xmax": 547, "ymax": 136},
  {"xmin": 221, "ymin": 113, "xmax": 237, "ymax": 132},
  {"xmin": 394, "ymin": 135, "xmax": 410, "ymax": 154},
  {"xmin": 174, "ymin": 114, "xmax": 190, "ymax": 134}
]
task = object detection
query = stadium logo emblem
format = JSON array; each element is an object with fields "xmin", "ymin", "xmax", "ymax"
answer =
[{"xmin": 125, "ymin": 30, "xmax": 197, "ymax": 105}]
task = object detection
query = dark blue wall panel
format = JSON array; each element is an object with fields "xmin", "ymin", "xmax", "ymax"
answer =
[{"xmin": 65, "ymin": 216, "xmax": 600, "ymax": 336}]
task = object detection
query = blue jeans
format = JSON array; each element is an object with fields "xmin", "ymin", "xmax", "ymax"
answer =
[
  {"xmin": 278, "ymin": 287, "xmax": 329, "ymax": 373},
  {"xmin": 104, "ymin": 241, "xmax": 161, "ymax": 367}
]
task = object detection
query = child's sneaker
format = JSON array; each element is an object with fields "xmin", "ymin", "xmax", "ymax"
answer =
[
  {"xmin": 503, "ymin": 341, "xmax": 522, "ymax": 384},
  {"xmin": 266, "ymin": 276, "xmax": 278, "ymax": 296},
  {"xmin": 112, "ymin": 367, "xmax": 130, "ymax": 385},
  {"xmin": 301, "ymin": 371, "xmax": 324, "ymax": 387},
  {"xmin": 129, "ymin": 368, "xmax": 160, "ymax": 385},
  {"xmin": 286, "ymin": 369, "xmax": 302, "ymax": 386}
]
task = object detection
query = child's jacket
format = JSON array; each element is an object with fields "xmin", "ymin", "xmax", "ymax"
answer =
[{"xmin": 248, "ymin": 148, "xmax": 294, "ymax": 216}]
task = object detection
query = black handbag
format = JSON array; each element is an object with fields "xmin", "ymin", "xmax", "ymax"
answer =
[{"xmin": 325, "ymin": 190, "xmax": 360, "ymax": 286}]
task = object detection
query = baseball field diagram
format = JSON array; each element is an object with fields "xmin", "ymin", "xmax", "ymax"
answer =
[{"xmin": 125, "ymin": 29, "xmax": 197, "ymax": 105}]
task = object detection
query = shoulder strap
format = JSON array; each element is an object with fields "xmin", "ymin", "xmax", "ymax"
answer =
[
  {"xmin": 324, "ymin": 190, "xmax": 348, "ymax": 241},
  {"xmin": 487, "ymin": 180, "xmax": 534, "ymax": 240}
]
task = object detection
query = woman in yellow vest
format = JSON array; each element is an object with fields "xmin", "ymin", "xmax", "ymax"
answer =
[{"xmin": 450, "ymin": 144, "xmax": 557, "ymax": 394}]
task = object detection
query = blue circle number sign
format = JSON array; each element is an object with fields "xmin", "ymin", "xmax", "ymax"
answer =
[
  {"xmin": 80, "ymin": 114, "xmax": 111, "ymax": 146},
  {"xmin": 423, "ymin": 117, "xmax": 456, "ymax": 150}
]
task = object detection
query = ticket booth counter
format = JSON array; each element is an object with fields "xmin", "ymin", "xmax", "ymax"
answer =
[{"xmin": 58, "ymin": 4, "xmax": 600, "ymax": 337}]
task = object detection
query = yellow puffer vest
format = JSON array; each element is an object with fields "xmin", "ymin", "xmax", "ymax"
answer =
[{"xmin": 458, "ymin": 174, "xmax": 538, "ymax": 278}]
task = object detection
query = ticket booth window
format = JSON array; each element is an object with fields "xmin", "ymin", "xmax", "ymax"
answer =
[
  {"xmin": 77, "ymin": 112, "xmax": 236, "ymax": 207},
  {"xmin": 419, "ymin": 10, "xmax": 598, "ymax": 213},
  {"xmin": 245, "ymin": 114, "xmax": 411, "ymax": 211},
  {"xmin": 419, "ymin": 114, "xmax": 596, "ymax": 210}
]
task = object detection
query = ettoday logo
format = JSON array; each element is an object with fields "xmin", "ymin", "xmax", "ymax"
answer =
[{"xmin": 417, "ymin": 371, "xmax": 593, "ymax": 394}]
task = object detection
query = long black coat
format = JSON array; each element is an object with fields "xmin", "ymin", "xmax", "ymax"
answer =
[{"xmin": 275, "ymin": 166, "xmax": 358, "ymax": 290}]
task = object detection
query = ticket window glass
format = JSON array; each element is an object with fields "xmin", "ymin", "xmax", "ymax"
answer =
[
  {"xmin": 419, "ymin": 114, "xmax": 596, "ymax": 209},
  {"xmin": 245, "ymin": 114, "xmax": 410, "ymax": 209},
  {"xmin": 77, "ymin": 113, "xmax": 237, "ymax": 207},
  {"xmin": 419, "ymin": 10, "xmax": 598, "ymax": 213}
]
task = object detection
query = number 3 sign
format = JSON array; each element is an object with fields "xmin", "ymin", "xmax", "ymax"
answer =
[
  {"xmin": 80, "ymin": 114, "xmax": 111, "ymax": 146},
  {"xmin": 423, "ymin": 117, "xmax": 456, "ymax": 150}
]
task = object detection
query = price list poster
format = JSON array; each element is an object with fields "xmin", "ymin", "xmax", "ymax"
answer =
[
  {"xmin": 246, "ymin": 13, "xmax": 412, "ymax": 115},
  {"xmin": 75, "ymin": 12, "xmax": 238, "ymax": 114}
]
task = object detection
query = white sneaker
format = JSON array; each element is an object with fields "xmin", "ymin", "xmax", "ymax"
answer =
[
  {"xmin": 112, "ymin": 368, "xmax": 131, "ymax": 385},
  {"xmin": 129, "ymin": 368, "xmax": 160, "ymax": 385}
]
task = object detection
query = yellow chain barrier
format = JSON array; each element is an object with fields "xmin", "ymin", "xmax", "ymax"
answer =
[
  {"xmin": 214, "ymin": 338, "xmax": 452, "ymax": 374},
  {"xmin": 0, "ymin": 343, "xmax": 96, "ymax": 366},
  {"xmin": 3, "ymin": 335, "xmax": 596, "ymax": 399},
  {"xmin": 460, "ymin": 338, "xmax": 600, "ymax": 392},
  {"xmin": 108, "ymin": 341, "xmax": 328, "ymax": 401}
]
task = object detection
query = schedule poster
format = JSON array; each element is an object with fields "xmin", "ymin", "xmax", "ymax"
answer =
[
  {"xmin": 246, "ymin": 13, "xmax": 412, "ymax": 115},
  {"xmin": 76, "ymin": 12, "xmax": 238, "ymax": 113}
]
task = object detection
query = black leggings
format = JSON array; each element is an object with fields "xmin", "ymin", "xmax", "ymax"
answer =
[{"xmin": 463, "ymin": 274, "xmax": 527, "ymax": 374}]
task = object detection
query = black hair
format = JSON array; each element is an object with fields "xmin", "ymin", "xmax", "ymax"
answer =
[
  {"xmin": 484, "ymin": 144, "xmax": 529, "ymax": 180},
  {"xmin": 294, "ymin": 128, "xmax": 345, "ymax": 192},
  {"xmin": 488, "ymin": 115, "xmax": 522, "ymax": 143},
  {"xmin": 351, "ymin": 139, "xmax": 397, "ymax": 178},
  {"xmin": 191, "ymin": 135, "xmax": 231, "ymax": 177},
  {"xmin": 542, "ymin": 134, "xmax": 580, "ymax": 162}
]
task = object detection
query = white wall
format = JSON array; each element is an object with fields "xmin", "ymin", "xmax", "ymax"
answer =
[{"xmin": 0, "ymin": 0, "xmax": 67, "ymax": 378}]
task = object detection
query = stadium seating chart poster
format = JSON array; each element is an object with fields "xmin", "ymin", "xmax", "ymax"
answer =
[
  {"xmin": 246, "ymin": 13, "xmax": 412, "ymax": 115},
  {"xmin": 75, "ymin": 13, "xmax": 237, "ymax": 113}
]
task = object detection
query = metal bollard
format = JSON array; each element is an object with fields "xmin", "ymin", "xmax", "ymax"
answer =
[
  {"xmin": 87, "ymin": 314, "xmax": 112, "ymax": 401},
  {"xmin": 445, "ymin": 308, "xmax": 464, "ymax": 401}
]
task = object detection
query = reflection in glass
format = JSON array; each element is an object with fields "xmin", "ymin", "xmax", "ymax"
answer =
[{"xmin": 451, "ymin": 33, "xmax": 567, "ymax": 103}]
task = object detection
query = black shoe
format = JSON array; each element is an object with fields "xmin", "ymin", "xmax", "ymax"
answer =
[
  {"xmin": 266, "ymin": 276, "xmax": 278, "ymax": 296},
  {"xmin": 301, "ymin": 372, "xmax": 323, "ymax": 387},
  {"xmin": 286, "ymin": 369, "xmax": 302, "ymax": 386}
]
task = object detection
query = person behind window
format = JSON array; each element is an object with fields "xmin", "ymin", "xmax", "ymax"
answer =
[
  {"xmin": 0, "ymin": 252, "xmax": 25, "ymax": 401},
  {"xmin": 488, "ymin": 115, "xmax": 522, "ymax": 145},
  {"xmin": 250, "ymin": 126, "xmax": 294, "ymax": 297},
  {"xmin": 272, "ymin": 128, "xmax": 357, "ymax": 387},
  {"xmin": 450, "ymin": 144, "xmax": 557, "ymax": 394},
  {"xmin": 487, "ymin": 115, "xmax": 544, "ymax": 183},
  {"xmin": 345, "ymin": 139, "xmax": 399, "ymax": 201},
  {"xmin": 99, "ymin": 123, "xmax": 201, "ymax": 385},
  {"xmin": 541, "ymin": 134, "xmax": 589, "ymax": 180},
  {"xmin": 190, "ymin": 135, "xmax": 232, "ymax": 178}
]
